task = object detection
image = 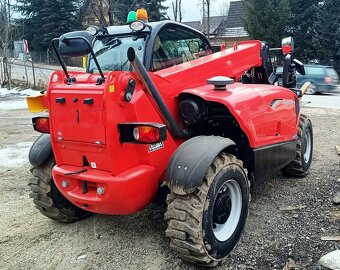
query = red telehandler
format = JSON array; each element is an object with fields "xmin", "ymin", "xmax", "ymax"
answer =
[{"xmin": 26, "ymin": 10, "xmax": 313, "ymax": 266}]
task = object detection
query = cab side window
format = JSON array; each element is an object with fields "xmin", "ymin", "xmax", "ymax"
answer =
[{"xmin": 152, "ymin": 26, "xmax": 212, "ymax": 71}]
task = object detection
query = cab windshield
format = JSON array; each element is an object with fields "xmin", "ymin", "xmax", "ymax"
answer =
[{"xmin": 88, "ymin": 34, "xmax": 146, "ymax": 73}]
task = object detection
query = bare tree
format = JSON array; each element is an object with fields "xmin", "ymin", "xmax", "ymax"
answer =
[
  {"xmin": 200, "ymin": 0, "xmax": 213, "ymax": 40},
  {"xmin": 219, "ymin": 1, "xmax": 230, "ymax": 16},
  {"xmin": 172, "ymin": 0, "xmax": 182, "ymax": 22},
  {"xmin": 96, "ymin": 0, "xmax": 109, "ymax": 26},
  {"xmin": 81, "ymin": 0, "xmax": 111, "ymax": 26},
  {"xmin": 0, "ymin": 0, "xmax": 15, "ymax": 89},
  {"xmin": 206, "ymin": 0, "xmax": 211, "ymax": 40},
  {"xmin": 172, "ymin": 0, "xmax": 178, "ymax": 21},
  {"xmin": 179, "ymin": 0, "xmax": 182, "ymax": 22}
]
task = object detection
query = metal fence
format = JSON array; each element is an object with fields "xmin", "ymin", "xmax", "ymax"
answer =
[
  {"xmin": 0, "ymin": 49, "xmax": 83, "ymax": 67},
  {"xmin": 0, "ymin": 48, "xmax": 84, "ymax": 89}
]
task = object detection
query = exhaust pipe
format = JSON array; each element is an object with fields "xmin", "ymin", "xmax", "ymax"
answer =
[{"xmin": 127, "ymin": 47, "xmax": 189, "ymax": 138}]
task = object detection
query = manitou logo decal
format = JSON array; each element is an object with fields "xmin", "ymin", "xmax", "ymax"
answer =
[
  {"xmin": 270, "ymin": 99, "xmax": 295, "ymax": 110},
  {"xmin": 149, "ymin": 142, "xmax": 164, "ymax": 153}
]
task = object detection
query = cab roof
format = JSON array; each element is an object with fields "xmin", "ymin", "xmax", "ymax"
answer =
[{"xmin": 105, "ymin": 20, "xmax": 203, "ymax": 37}]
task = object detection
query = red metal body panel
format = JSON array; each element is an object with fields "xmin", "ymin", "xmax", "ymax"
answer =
[
  {"xmin": 182, "ymin": 83, "xmax": 298, "ymax": 148},
  {"xmin": 44, "ymin": 40, "xmax": 299, "ymax": 215},
  {"xmin": 53, "ymin": 164, "xmax": 158, "ymax": 214},
  {"xmin": 48, "ymin": 71, "xmax": 178, "ymax": 214}
]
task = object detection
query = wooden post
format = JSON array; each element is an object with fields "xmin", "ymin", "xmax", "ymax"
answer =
[
  {"xmin": 0, "ymin": 58, "xmax": 3, "ymax": 84},
  {"xmin": 30, "ymin": 55, "xmax": 36, "ymax": 89},
  {"xmin": 24, "ymin": 53, "xmax": 29, "ymax": 87}
]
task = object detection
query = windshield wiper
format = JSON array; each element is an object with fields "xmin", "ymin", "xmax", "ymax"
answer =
[{"xmin": 94, "ymin": 38, "xmax": 122, "ymax": 57}]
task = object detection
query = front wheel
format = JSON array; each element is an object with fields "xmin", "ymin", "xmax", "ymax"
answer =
[
  {"xmin": 282, "ymin": 114, "xmax": 313, "ymax": 177},
  {"xmin": 165, "ymin": 153, "xmax": 249, "ymax": 266},
  {"xmin": 28, "ymin": 155, "xmax": 91, "ymax": 223}
]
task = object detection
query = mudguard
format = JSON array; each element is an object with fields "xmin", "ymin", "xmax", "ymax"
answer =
[
  {"xmin": 165, "ymin": 136, "xmax": 235, "ymax": 195},
  {"xmin": 28, "ymin": 134, "xmax": 52, "ymax": 167}
]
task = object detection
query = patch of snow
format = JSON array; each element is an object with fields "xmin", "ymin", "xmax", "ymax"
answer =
[
  {"xmin": 0, "ymin": 87, "xmax": 39, "ymax": 98},
  {"xmin": 0, "ymin": 100, "xmax": 28, "ymax": 110},
  {"xmin": 0, "ymin": 142, "xmax": 31, "ymax": 168},
  {"xmin": 0, "ymin": 87, "xmax": 40, "ymax": 110}
]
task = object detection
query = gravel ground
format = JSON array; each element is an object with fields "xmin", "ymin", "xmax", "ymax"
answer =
[{"xmin": 0, "ymin": 106, "xmax": 339, "ymax": 270}]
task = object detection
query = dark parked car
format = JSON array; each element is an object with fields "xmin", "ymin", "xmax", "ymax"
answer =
[{"xmin": 276, "ymin": 64, "xmax": 339, "ymax": 94}]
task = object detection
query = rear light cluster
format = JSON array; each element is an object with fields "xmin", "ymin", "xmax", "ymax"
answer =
[
  {"xmin": 32, "ymin": 117, "xmax": 50, "ymax": 133},
  {"xmin": 133, "ymin": 126, "xmax": 161, "ymax": 143},
  {"xmin": 118, "ymin": 123, "xmax": 167, "ymax": 144},
  {"xmin": 324, "ymin": 76, "xmax": 333, "ymax": 84}
]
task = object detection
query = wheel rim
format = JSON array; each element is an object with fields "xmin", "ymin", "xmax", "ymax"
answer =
[
  {"xmin": 305, "ymin": 84, "xmax": 316, "ymax": 95},
  {"xmin": 303, "ymin": 128, "xmax": 312, "ymax": 164},
  {"xmin": 212, "ymin": 180, "xmax": 242, "ymax": 242}
]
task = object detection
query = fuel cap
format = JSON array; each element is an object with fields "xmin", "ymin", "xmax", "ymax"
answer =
[{"xmin": 207, "ymin": 76, "xmax": 234, "ymax": 90}]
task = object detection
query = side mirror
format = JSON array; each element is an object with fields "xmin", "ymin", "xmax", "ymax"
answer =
[
  {"xmin": 52, "ymin": 30, "xmax": 105, "ymax": 81},
  {"xmin": 58, "ymin": 31, "xmax": 94, "ymax": 57},
  {"xmin": 282, "ymin": 37, "xmax": 294, "ymax": 55}
]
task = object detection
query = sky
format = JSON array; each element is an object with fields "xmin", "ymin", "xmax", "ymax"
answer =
[{"xmin": 163, "ymin": 0, "xmax": 231, "ymax": 22}]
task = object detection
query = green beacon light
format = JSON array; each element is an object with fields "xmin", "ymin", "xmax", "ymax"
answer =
[{"xmin": 127, "ymin": 11, "xmax": 137, "ymax": 23}]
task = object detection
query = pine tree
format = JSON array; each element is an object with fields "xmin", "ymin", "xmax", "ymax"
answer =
[
  {"xmin": 243, "ymin": 0, "xmax": 290, "ymax": 47},
  {"xmin": 288, "ymin": 0, "xmax": 320, "ymax": 61},
  {"xmin": 109, "ymin": 0, "xmax": 167, "ymax": 25},
  {"xmin": 136, "ymin": 0, "xmax": 167, "ymax": 22},
  {"xmin": 313, "ymin": 0, "xmax": 340, "ymax": 71},
  {"xmin": 109, "ymin": 0, "xmax": 131, "ymax": 25},
  {"xmin": 16, "ymin": 0, "xmax": 82, "ymax": 50}
]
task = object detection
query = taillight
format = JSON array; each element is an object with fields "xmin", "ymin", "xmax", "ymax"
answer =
[
  {"xmin": 118, "ymin": 123, "xmax": 167, "ymax": 144},
  {"xmin": 324, "ymin": 76, "xmax": 332, "ymax": 84},
  {"xmin": 133, "ymin": 126, "xmax": 161, "ymax": 143},
  {"xmin": 32, "ymin": 117, "xmax": 50, "ymax": 133}
]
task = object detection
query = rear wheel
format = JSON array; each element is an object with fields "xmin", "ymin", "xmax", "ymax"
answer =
[
  {"xmin": 165, "ymin": 153, "xmax": 249, "ymax": 266},
  {"xmin": 282, "ymin": 114, "xmax": 313, "ymax": 177},
  {"xmin": 28, "ymin": 155, "xmax": 91, "ymax": 223}
]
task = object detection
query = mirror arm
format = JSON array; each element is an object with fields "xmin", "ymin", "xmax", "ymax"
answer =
[
  {"xmin": 52, "ymin": 36, "xmax": 105, "ymax": 80},
  {"xmin": 52, "ymin": 38, "xmax": 70, "ymax": 78}
]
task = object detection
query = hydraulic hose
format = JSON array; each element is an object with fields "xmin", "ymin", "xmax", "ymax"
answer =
[{"xmin": 127, "ymin": 47, "xmax": 189, "ymax": 139}]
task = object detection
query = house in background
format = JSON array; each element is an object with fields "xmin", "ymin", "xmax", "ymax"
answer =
[
  {"xmin": 221, "ymin": 0, "xmax": 249, "ymax": 47},
  {"xmin": 201, "ymin": 16, "xmax": 226, "ymax": 40},
  {"xmin": 183, "ymin": 21, "xmax": 202, "ymax": 32},
  {"xmin": 183, "ymin": 0, "xmax": 249, "ymax": 49}
]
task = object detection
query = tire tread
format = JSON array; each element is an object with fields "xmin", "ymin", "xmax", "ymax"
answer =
[
  {"xmin": 29, "ymin": 155, "xmax": 90, "ymax": 223},
  {"xmin": 282, "ymin": 114, "xmax": 312, "ymax": 177},
  {"xmin": 165, "ymin": 153, "xmax": 248, "ymax": 266}
]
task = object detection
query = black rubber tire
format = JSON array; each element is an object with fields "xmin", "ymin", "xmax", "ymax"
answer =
[
  {"xmin": 28, "ymin": 155, "xmax": 91, "ymax": 223},
  {"xmin": 282, "ymin": 114, "xmax": 313, "ymax": 177},
  {"xmin": 165, "ymin": 153, "xmax": 250, "ymax": 266}
]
